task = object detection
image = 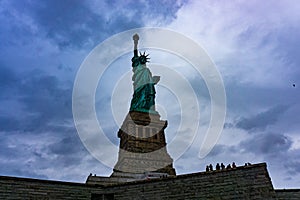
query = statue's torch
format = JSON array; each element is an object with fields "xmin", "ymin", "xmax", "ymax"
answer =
[{"xmin": 133, "ymin": 34, "xmax": 139, "ymax": 50}]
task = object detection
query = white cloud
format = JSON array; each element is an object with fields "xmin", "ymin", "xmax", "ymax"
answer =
[{"xmin": 167, "ymin": 0, "xmax": 300, "ymax": 88}]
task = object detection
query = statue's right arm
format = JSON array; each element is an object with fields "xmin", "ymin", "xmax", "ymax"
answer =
[
  {"xmin": 133, "ymin": 34, "xmax": 139, "ymax": 57},
  {"xmin": 134, "ymin": 47, "xmax": 138, "ymax": 57}
]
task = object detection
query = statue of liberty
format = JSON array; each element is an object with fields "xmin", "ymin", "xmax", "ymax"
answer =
[{"xmin": 130, "ymin": 34, "xmax": 160, "ymax": 114}]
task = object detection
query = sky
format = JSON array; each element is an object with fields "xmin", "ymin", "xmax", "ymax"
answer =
[{"xmin": 0, "ymin": 0, "xmax": 300, "ymax": 189}]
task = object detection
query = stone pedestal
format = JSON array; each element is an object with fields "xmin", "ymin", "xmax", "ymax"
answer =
[{"xmin": 111, "ymin": 111, "xmax": 176, "ymax": 179}]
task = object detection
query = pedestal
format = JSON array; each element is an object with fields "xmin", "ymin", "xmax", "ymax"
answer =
[{"xmin": 111, "ymin": 111, "xmax": 176, "ymax": 179}]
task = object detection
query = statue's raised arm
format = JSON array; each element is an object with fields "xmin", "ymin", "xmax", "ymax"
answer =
[{"xmin": 133, "ymin": 33, "xmax": 139, "ymax": 57}]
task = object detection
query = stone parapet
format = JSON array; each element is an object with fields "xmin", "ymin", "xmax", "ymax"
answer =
[{"xmin": 0, "ymin": 163, "xmax": 283, "ymax": 199}]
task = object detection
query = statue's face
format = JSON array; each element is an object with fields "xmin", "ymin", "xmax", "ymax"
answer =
[
  {"xmin": 138, "ymin": 52, "xmax": 149, "ymax": 64},
  {"xmin": 139, "ymin": 55, "xmax": 147, "ymax": 64}
]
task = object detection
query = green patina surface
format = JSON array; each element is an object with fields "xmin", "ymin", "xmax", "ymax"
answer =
[{"xmin": 129, "ymin": 51, "xmax": 158, "ymax": 114}]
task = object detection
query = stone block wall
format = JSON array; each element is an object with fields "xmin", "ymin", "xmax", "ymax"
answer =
[
  {"xmin": 0, "ymin": 163, "xmax": 292, "ymax": 199},
  {"xmin": 101, "ymin": 163, "xmax": 277, "ymax": 199},
  {"xmin": 275, "ymin": 189, "xmax": 300, "ymax": 200},
  {"xmin": 0, "ymin": 176, "xmax": 103, "ymax": 200}
]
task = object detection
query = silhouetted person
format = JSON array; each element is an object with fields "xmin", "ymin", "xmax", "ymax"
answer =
[
  {"xmin": 206, "ymin": 165, "xmax": 209, "ymax": 172},
  {"xmin": 221, "ymin": 163, "xmax": 225, "ymax": 170},
  {"xmin": 216, "ymin": 163, "xmax": 220, "ymax": 170},
  {"xmin": 245, "ymin": 163, "xmax": 248, "ymax": 166},
  {"xmin": 247, "ymin": 162, "xmax": 251, "ymax": 166},
  {"xmin": 232, "ymin": 162, "xmax": 236, "ymax": 168},
  {"xmin": 226, "ymin": 164, "xmax": 231, "ymax": 169},
  {"xmin": 209, "ymin": 164, "xmax": 213, "ymax": 171}
]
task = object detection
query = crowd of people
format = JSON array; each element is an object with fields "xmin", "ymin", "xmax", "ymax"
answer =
[{"xmin": 205, "ymin": 162, "xmax": 252, "ymax": 172}]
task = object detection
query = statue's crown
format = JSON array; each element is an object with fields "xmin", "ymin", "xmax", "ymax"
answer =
[{"xmin": 139, "ymin": 51, "xmax": 150, "ymax": 64}]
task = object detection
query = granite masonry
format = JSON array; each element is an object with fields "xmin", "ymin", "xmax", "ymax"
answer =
[{"xmin": 1, "ymin": 163, "xmax": 300, "ymax": 199}]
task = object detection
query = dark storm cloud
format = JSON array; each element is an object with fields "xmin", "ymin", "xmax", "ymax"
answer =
[
  {"xmin": 0, "ymin": 65, "xmax": 17, "ymax": 89},
  {"xmin": 47, "ymin": 136, "xmax": 87, "ymax": 168},
  {"xmin": 0, "ymin": 69, "xmax": 72, "ymax": 133},
  {"xmin": 25, "ymin": 0, "xmax": 108, "ymax": 48},
  {"xmin": 235, "ymin": 105, "xmax": 289, "ymax": 132},
  {"xmin": 20, "ymin": 73, "xmax": 72, "ymax": 120},
  {"xmin": 284, "ymin": 153, "xmax": 300, "ymax": 175},
  {"xmin": 225, "ymin": 80, "xmax": 299, "ymax": 112},
  {"xmin": 207, "ymin": 144, "xmax": 226, "ymax": 157},
  {"xmin": 239, "ymin": 132, "xmax": 292, "ymax": 155},
  {"xmin": 10, "ymin": 0, "xmax": 184, "ymax": 48},
  {"xmin": 206, "ymin": 144, "xmax": 238, "ymax": 157},
  {"xmin": 275, "ymin": 26, "xmax": 300, "ymax": 75},
  {"xmin": 0, "ymin": 116, "xmax": 20, "ymax": 132},
  {"xmin": 0, "ymin": 130, "xmax": 95, "ymax": 179},
  {"xmin": 121, "ymin": 0, "xmax": 183, "ymax": 23},
  {"xmin": 235, "ymin": 131, "xmax": 300, "ymax": 184},
  {"xmin": 223, "ymin": 122, "xmax": 234, "ymax": 129},
  {"xmin": 1, "ymin": 0, "xmax": 134, "ymax": 50},
  {"xmin": 6, "ymin": 0, "xmax": 183, "ymax": 50},
  {"xmin": 49, "ymin": 136, "xmax": 84, "ymax": 155},
  {"xmin": 0, "ymin": 63, "xmax": 76, "ymax": 138}
]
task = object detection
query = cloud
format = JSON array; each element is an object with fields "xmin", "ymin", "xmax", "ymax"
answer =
[
  {"xmin": 0, "ymin": 65, "xmax": 17, "ymax": 90},
  {"xmin": 168, "ymin": 0, "xmax": 300, "ymax": 88},
  {"xmin": 2, "ymin": 0, "xmax": 185, "ymax": 50},
  {"xmin": 239, "ymin": 132, "xmax": 292, "ymax": 155},
  {"xmin": 235, "ymin": 105, "xmax": 289, "ymax": 132},
  {"xmin": 46, "ymin": 135, "xmax": 89, "ymax": 168},
  {"xmin": 284, "ymin": 151, "xmax": 300, "ymax": 176},
  {"xmin": 234, "ymin": 131, "xmax": 300, "ymax": 188},
  {"xmin": 0, "ymin": 129, "xmax": 107, "ymax": 181},
  {"xmin": 206, "ymin": 144, "xmax": 227, "ymax": 157},
  {"xmin": 0, "ymin": 68, "xmax": 73, "ymax": 133},
  {"xmin": 7, "ymin": 0, "xmax": 102, "ymax": 49},
  {"xmin": 0, "ymin": 132, "xmax": 49, "ymax": 179},
  {"xmin": 0, "ymin": 64, "xmax": 91, "ymax": 180}
]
